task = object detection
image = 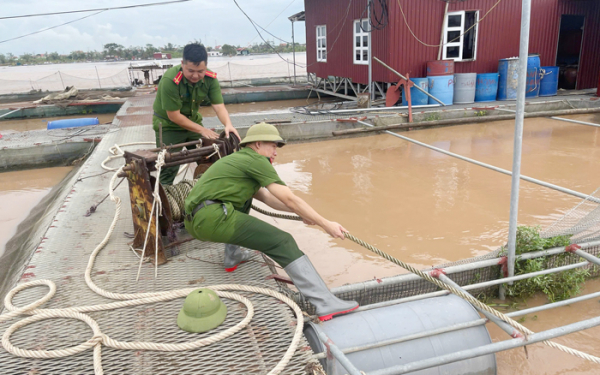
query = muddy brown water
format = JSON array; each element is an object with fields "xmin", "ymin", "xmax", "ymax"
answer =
[
  {"xmin": 262, "ymin": 113, "xmax": 600, "ymax": 375},
  {"xmin": 0, "ymin": 113, "xmax": 117, "ymax": 133},
  {"xmin": 0, "ymin": 167, "xmax": 73, "ymax": 257}
]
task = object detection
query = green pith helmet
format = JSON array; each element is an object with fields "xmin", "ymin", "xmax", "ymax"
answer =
[
  {"xmin": 177, "ymin": 288, "xmax": 227, "ymax": 333},
  {"xmin": 239, "ymin": 122, "xmax": 286, "ymax": 147}
]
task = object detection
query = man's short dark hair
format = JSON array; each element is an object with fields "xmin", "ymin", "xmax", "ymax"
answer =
[{"xmin": 182, "ymin": 43, "xmax": 208, "ymax": 65}]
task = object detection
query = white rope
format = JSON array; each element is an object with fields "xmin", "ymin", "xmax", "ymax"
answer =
[
  {"xmin": 101, "ymin": 141, "xmax": 155, "ymax": 171},
  {"xmin": 204, "ymin": 143, "xmax": 222, "ymax": 160},
  {"xmin": 0, "ymin": 147, "xmax": 304, "ymax": 374}
]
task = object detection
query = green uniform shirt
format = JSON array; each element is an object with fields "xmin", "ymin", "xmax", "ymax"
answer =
[
  {"xmin": 185, "ymin": 147, "xmax": 286, "ymax": 213},
  {"xmin": 152, "ymin": 64, "xmax": 224, "ymax": 132}
]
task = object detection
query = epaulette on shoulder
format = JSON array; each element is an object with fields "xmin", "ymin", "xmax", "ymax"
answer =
[
  {"xmin": 173, "ymin": 71, "xmax": 183, "ymax": 85},
  {"xmin": 205, "ymin": 71, "xmax": 217, "ymax": 79}
]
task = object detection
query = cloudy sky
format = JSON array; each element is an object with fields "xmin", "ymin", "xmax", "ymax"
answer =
[{"xmin": 0, "ymin": 0, "xmax": 306, "ymax": 56}]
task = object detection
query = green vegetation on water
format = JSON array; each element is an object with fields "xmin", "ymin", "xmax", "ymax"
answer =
[{"xmin": 501, "ymin": 226, "xmax": 590, "ymax": 303}]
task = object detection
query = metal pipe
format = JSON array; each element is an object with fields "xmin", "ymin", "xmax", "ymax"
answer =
[
  {"xmin": 462, "ymin": 261, "xmax": 588, "ymax": 290},
  {"xmin": 332, "ymin": 107, "xmax": 600, "ymax": 136},
  {"xmin": 147, "ymin": 140, "xmax": 203, "ymax": 152},
  {"xmin": 506, "ymin": 0, "xmax": 534, "ymax": 285},
  {"xmin": 355, "ymin": 120, "xmax": 599, "ymax": 203},
  {"xmin": 307, "ymin": 103, "xmax": 441, "ymax": 115},
  {"xmin": 367, "ymin": 315, "xmax": 600, "ymax": 375},
  {"xmin": 291, "ymin": 20, "xmax": 296, "ymax": 86},
  {"xmin": 506, "ymin": 289, "xmax": 600, "ymax": 318},
  {"xmin": 332, "ymin": 239, "xmax": 600, "ymax": 296},
  {"xmin": 368, "ymin": 0, "xmax": 373, "ymax": 103},
  {"xmin": 438, "ymin": 274, "xmax": 523, "ymax": 338},
  {"xmin": 311, "ymin": 87, "xmax": 358, "ymax": 101},
  {"xmin": 573, "ymin": 249, "xmax": 600, "ymax": 266},
  {"xmin": 313, "ymin": 319, "xmax": 486, "ymax": 360},
  {"xmin": 373, "ymin": 57, "xmax": 446, "ymax": 106},
  {"xmin": 312, "ymin": 324, "xmax": 363, "ymax": 375},
  {"xmin": 354, "ymin": 260, "xmax": 590, "ymax": 314},
  {"xmin": 550, "ymin": 116, "xmax": 600, "ymax": 128},
  {"xmin": 356, "ymin": 262, "xmax": 589, "ymax": 312}
]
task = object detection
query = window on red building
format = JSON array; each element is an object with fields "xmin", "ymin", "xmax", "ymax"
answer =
[
  {"xmin": 317, "ymin": 25, "xmax": 327, "ymax": 62},
  {"xmin": 443, "ymin": 10, "xmax": 479, "ymax": 61},
  {"xmin": 353, "ymin": 19, "xmax": 369, "ymax": 65}
]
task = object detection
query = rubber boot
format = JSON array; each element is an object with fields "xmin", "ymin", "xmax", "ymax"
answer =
[
  {"xmin": 284, "ymin": 255, "xmax": 359, "ymax": 321},
  {"xmin": 224, "ymin": 244, "xmax": 253, "ymax": 272}
]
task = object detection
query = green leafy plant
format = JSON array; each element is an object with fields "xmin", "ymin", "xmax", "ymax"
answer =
[
  {"xmin": 423, "ymin": 113, "xmax": 441, "ymax": 122},
  {"xmin": 474, "ymin": 110, "xmax": 488, "ymax": 116},
  {"xmin": 502, "ymin": 226, "xmax": 588, "ymax": 302}
]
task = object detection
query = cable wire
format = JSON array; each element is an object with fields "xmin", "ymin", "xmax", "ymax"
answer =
[
  {"xmin": 232, "ymin": 0, "xmax": 311, "ymax": 69},
  {"xmin": 0, "ymin": 0, "xmax": 192, "ymax": 20},
  {"xmin": 397, "ymin": 0, "xmax": 503, "ymax": 48},
  {"xmin": 0, "ymin": 11, "xmax": 106, "ymax": 45},
  {"xmin": 247, "ymin": 0, "xmax": 297, "ymax": 45}
]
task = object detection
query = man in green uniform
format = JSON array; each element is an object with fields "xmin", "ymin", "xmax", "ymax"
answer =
[
  {"xmin": 152, "ymin": 43, "xmax": 240, "ymax": 185},
  {"xmin": 184, "ymin": 123, "xmax": 359, "ymax": 321}
]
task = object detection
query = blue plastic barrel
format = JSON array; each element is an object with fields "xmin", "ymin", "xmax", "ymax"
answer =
[
  {"xmin": 539, "ymin": 66, "xmax": 559, "ymax": 97},
  {"xmin": 427, "ymin": 75, "xmax": 454, "ymax": 105},
  {"xmin": 47, "ymin": 117, "xmax": 100, "ymax": 130},
  {"xmin": 475, "ymin": 73, "xmax": 499, "ymax": 102},
  {"xmin": 401, "ymin": 78, "xmax": 429, "ymax": 106},
  {"xmin": 497, "ymin": 58, "xmax": 519, "ymax": 100},
  {"xmin": 526, "ymin": 54, "xmax": 541, "ymax": 98}
]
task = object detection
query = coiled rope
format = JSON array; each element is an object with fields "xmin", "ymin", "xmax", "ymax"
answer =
[{"xmin": 0, "ymin": 146, "xmax": 306, "ymax": 375}]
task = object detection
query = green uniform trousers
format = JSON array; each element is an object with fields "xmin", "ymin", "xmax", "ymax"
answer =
[
  {"xmin": 184, "ymin": 199, "xmax": 305, "ymax": 268},
  {"xmin": 154, "ymin": 127, "xmax": 202, "ymax": 186}
]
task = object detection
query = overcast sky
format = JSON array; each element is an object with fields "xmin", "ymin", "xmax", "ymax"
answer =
[{"xmin": 0, "ymin": 0, "xmax": 306, "ymax": 56}]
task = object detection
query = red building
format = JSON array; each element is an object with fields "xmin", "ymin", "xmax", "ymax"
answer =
[{"xmin": 304, "ymin": 0, "xmax": 600, "ymax": 94}]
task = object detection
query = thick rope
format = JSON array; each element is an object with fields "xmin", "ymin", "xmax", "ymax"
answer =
[
  {"xmin": 254, "ymin": 208, "xmax": 600, "ymax": 365},
  {"xmin": 101, "ymin": 142, "xmax": 155, "ymax": 171},
  {"xmin": 1, "ymin": 158, "xmax": 305, "ymax": 375}
]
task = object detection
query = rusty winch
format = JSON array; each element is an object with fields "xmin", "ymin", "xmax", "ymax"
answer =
[{"xmin": 118, "ymin": 134, "xmax": 239, "ymax": 265}]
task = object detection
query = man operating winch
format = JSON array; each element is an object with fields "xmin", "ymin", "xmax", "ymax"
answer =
[
  {"xmin": 184, "ymin": 123, "xmax": 359, "ymax": 321},
  {"xmin": 152, "ymin": 42, "xmax": 240, "ymax": 186}
]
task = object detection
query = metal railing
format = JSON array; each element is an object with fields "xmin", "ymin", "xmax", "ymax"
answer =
[{"xmin": 312, "ymin": 247, "xmax": 600, "ymax": 374}]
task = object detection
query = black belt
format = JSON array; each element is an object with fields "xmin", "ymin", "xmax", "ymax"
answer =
[{"xmin": 185, "ymin": 200, "xmax": 226, "ymax": 221}]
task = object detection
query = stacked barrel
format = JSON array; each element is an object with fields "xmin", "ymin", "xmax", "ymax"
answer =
[
  {"xmin": 426, "ymin": 60, "xmax": 455, "ymax": 105},
  {"xmin": 404, "ymin": 57, "xmax": 561, "ymax": 107}
]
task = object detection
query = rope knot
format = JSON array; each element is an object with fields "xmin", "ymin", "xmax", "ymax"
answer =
[{"xmin": 90, "ymin": 334, "xmax": 104, "ymax": 345}]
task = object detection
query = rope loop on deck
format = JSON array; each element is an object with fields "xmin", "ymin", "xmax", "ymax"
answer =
[{"xmin": 0, "ymin": 164, "xmax": 305, "ymax": 375}]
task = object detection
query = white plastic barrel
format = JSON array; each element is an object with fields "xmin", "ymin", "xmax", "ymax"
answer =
[
  {"xmin": 454, "ymin": 73, "xmax": 477, "ymax": 104},
  {"xmin": 304, "ymin": 295, "xmax": 496, "ymax": 375}
]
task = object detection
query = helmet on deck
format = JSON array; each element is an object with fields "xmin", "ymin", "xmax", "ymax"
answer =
[
  {"xmin": 239, "ymin": 122, "xmax": 286, "ymax": 147},
  {"xmin": 177, "ymin": 288, "xmax": 227, "ymax": 333}
]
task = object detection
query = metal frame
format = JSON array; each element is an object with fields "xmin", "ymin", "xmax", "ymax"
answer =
[
  {"xmin": 307, "ymin": 72, "xmax": 387, "ymax": 102},
  {"xmin": 314, "ymin": 247, "xmax": 600, "ymax": 374}
]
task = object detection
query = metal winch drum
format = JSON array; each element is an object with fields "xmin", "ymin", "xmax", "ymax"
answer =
[{"xmin": 304, "ymin": 295, "xmax": 496, "ymax": 374}]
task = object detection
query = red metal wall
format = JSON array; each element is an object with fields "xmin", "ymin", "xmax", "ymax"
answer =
[
  {"xmin": 305, "ymin": 0, "xmax": 599, "ymax": 89},
  {"xmin": 305, "ymin": 0, "xmax": 387, "ymax": 84}
]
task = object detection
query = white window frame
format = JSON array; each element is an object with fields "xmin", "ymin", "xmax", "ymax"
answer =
[
  {"xmin": 353, "ymin": 19, "xmax": 370, "ymax": 65},
  {"xmin": 443, "ymin": 10, "xmax": 479, "ymax": 62},
  {"xmin": 316, "ymin": 25, "xmax": 327, "ymax": 62}
]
